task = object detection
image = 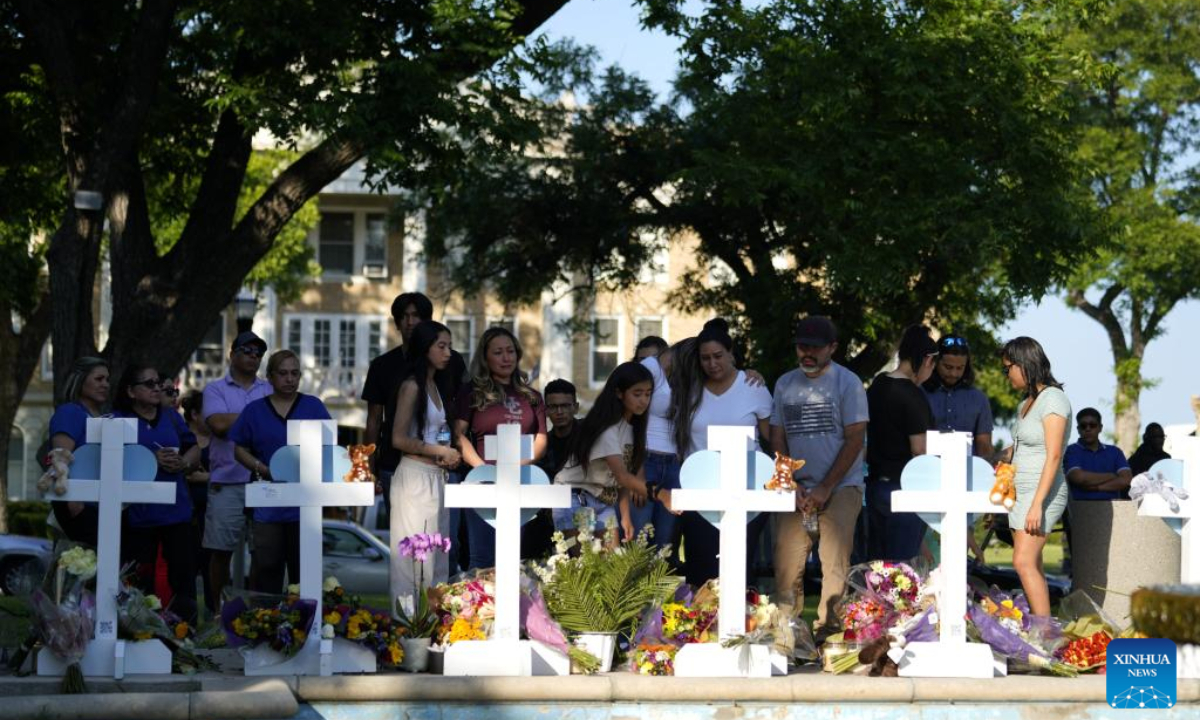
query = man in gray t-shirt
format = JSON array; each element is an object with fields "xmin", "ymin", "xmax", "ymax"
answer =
[{"xmin": 769, "ymin": 316, "xmax": 869, "ymax": 637}]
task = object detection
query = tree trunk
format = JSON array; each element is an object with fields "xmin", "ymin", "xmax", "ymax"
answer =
[
  {"xmin": 0, "ymin": 292, "xmax": 54, "ymax": 534},
  {"xmin": 1112, "ymin": 347, "xmax": 1144, "ymax": 455}
]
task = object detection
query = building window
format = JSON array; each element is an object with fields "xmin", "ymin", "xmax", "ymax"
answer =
[
  {"xmin": 487, "ymin": 316, "xmax": 516, "ymax": 336},
  {"xmin": 338, "ymin": 319, "xmax": 357, "ymax": 368},
  {"xmin": 590, "ymin": 316, "xmax": 622, "ymax": 385},
  {"xmin": 318, "ymin": 212, "xmax": 355, "ymax": 275},
  {"xmin": 363, "ymin": 213, "xmax": 388, "ymax": 277},
  {"xmin": 637, "ymin": 231, "xmax": 671, "ymax": 285},
  {"xmin": 367, "ymin": 321, "xmax": 383, "ymax": 362},
  {"xmin": 194, "ymin": 317, "xmax": 226, "ymax": 366},
  {"xmin": 313, "ymin": 319, "xmax": 332, "ymax": 367},
  {"xmin": 444, "ymin": 317, "xmax": 475, "ymax": 368},
  {"xmin": 287, "ymin": 318, "xmax": 303, "ymax": 357},
  {"xmin": 636, "ymin": 317, "xmax": 664, "ymax": 343}
]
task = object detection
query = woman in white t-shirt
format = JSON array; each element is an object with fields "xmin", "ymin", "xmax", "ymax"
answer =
[
  {"xmin": 669, "ymin": 319, "xmax": 774, "ymax": 587},
  {"xmin": 553, "ymin": 362, "xmax": 662, "ymax": 542}
]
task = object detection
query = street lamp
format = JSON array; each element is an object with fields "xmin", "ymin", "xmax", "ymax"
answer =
[{"xmin": 234, "ymin": 291, "xmax": 257, "ymax": 333}]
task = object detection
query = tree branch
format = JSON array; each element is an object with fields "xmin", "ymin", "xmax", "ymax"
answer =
[{"xmin": 1067, "ymin": 285, "xmax": 1128, "ymax": 358}]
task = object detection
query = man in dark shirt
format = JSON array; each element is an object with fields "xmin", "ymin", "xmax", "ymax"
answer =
[
  {"xmin": 360, "ymin": 292, "xmax": 467, "ymax": 513},
  {"xmin": 523, "ymin": 378, "xmax": 580, "ymax": 559},
  {"xmin": 1128, "ymin": 422, "xmax": 1171, "ymax": 476},
  {"xmin": 865, "ymin": 326, "xmax": 938, "ymax": 561},
  {"xmin": 1064, "ymin": 407, "xmax": 1132, "ymax": 500}
]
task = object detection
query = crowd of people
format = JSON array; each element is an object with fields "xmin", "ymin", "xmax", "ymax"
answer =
[{"xmin": 43, "ymin": 290, "xmax": 1174, "ymax": 636}]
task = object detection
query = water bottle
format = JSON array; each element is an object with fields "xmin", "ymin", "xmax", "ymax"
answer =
[{"xmin": 436, "ymin": 423, "xmax": 452, "ymax": 446}]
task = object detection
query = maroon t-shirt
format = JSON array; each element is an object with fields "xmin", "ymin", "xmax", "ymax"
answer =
[{"xmin": 455, "ymin": 384, "xmax": 548, "ymax": 461}]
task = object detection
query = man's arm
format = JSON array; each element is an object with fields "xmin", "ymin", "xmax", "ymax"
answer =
[
  {"xmin": 805, "ymin": 422, "xmax": 867, "ymax": 510},
  {"xmin": 206, "ymin": 413, "xmax": 238, "ymax": 438},
  {"xmin": 974, "ymin": 433, "xmax": 995, "ymax": 459},
  {"xmin": 364, "ymin": 402, "xmax": 383, "ymax": 471},
  {"xmin": 908, "ymin": 432, "xmax": 927, "ymax": 457}
]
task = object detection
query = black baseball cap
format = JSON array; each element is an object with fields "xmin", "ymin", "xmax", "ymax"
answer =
[
  {"xmin": 795, "ymin": 316, "xmax": 837, "ymax": 346},
  {"xmin": 231, "ymin": 331, "xmax": 268, "ymax": 354}
]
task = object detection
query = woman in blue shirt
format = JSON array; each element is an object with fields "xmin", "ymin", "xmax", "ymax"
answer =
[
  {"xmin": 47, "ymin": 357, "xmax": 110, "ymax": 544},
  {"xmin": 114, "ymin": 364, "xmax": 201, "ymax": 623},
  {"xmin": 231, "ymin": 350, "xmax": 332, "ymax": 594}
]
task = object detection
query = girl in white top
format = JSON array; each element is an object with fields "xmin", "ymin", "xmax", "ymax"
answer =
[
  {"xmin": 389, "ymin": 321, "xmax": 462, "ymax": 616},
  {"xmin": 553, "ymin": 361, "xmax": 668, "ymax": 542},
  {"xmin": 670, "ymin": 319, "xmax": 775, "ymax": 586}
]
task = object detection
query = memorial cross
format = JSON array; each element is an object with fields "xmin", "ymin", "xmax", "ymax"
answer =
[
  {"xmin": 890, "ymin": 430, "xmax": 1004, "ymax": 678},
  {"xmin": 37, "ymin": 417, "xmax": 175, "ymax": 677},
  {"xmin": 244, "ymin": 419, "xmax": 374, "ymax": 675},
  {"xmin": 671, "ymin": 426, "xmax": 794, "ymax": 640},
  {"xmin": 1137, "ymin": 436, "xmax": 1200, "ymax": 583}
]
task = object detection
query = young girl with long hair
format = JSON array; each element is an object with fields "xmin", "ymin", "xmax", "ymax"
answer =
[
  {"xmin": 554, "ymin": 361, "xmax": 664, "ymax": 541},
  {"xmin": 391, "ymin": 321, "xmax": 462, "ymax": 608}
]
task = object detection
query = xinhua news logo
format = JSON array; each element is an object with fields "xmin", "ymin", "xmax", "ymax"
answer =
[{"xmin": 1107, "ymin": 638, "xmax": 1177, "ymax": 709}]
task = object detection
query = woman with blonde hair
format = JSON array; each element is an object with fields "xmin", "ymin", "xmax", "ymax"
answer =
[{"xmin": 454, "ymin": 327, "xmax": 547, "ymax": 569}]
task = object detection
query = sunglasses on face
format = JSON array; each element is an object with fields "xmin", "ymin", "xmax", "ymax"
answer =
[
  {"xmin": 546, "ymin": 403, "xmax": 577, "ymax": 412},
  {"xmin": 133, "ymin": 377, "xmax": 164, "ymax": 389},
  {"xmin": 940, "ymin": 336, "xmax": 968, "ymax": 349},
  {"xmin": 235, "ymin": 345, "xmax": 264, "ymax": 357},
  {"xmin": 1078, "ymin": 422, "xmax": 1100, "ymax": 429},
  {"xmin": 163, "ymin": 387, "xmax": 179, "ymax": 397}
]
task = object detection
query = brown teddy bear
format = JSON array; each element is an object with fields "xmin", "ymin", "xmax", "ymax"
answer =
[
  {"xmin": 37, "ymin": 447, "xmax": 74, "ymax": 496},
  {"xmin": 343, "ymin": 444, "xmax": 376, "ymax": 483},
  {"xmin": 767, "ymin": 452, "xmax": 805, "ymax": 492}
]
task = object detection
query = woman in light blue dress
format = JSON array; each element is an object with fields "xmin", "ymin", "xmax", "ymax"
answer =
[{"xmin": 999, "ymin": 337, "xmax": 1070, "ymax": 617}]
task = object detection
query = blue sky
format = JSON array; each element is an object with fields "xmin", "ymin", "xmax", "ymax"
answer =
[{"xmin": 533, "ymin": 0, "xmax": 1200, "ymax": 437}]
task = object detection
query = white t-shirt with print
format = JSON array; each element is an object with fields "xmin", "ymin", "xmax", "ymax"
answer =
[
  {"xmin": 558, "ymin": 419, "xmax": 633, "ymax": 497},
  {"xmin": 688, "ymin": 371, "xmax": 773, "ymax": 458}
]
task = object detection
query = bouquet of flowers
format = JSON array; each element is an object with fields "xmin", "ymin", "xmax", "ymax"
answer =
[
  {"xmin": 967, "ymin": 586, "xmax": 1075, "ymax": 677},
  {"xmin": 431, "ymin": 573, "xmax": 496, "ymax": 644},
  {"xmin": 395, "ymin": 532, "xmax": 453, "ymax": 639},
  {"xmin": 115, "ymin": 575, "xmax": 217, "ymax": 674},
  {"xmin": 850, "ymin": 561, "xmax": 926, "ymax": 615},
  {"xmin": 220, "ymin": 593, "xmax": 317, "ymax": 658},
  {"xmin": 30, "ymin": 546, "xmax": 97, "ymax": 693},
  {"xmin": 633, "ymin": 643, "xmax": 677, "ymax": 675},
  {"xmin": 320, "ymin": 577, "xmax": 405, "ymax": 667}
]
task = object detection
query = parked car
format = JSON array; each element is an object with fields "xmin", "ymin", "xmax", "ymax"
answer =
[
  {"xmin": 358, "ymin": 496, "xmax": 390, "ymax": 548},
  {"xmin": 237, "ymin": 518, "xmax": 391, "ymax": 597},
  {"xmin": 0, "ymin": 534, "xmax": 53, "ymax": 596}
]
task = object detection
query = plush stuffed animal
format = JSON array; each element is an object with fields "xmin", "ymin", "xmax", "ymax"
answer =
[
  {"xmin": 36, "ymin": 447, "xmax": 74, "ymax": 496},
  {"xmin": 990, "ymin": 462, "xmax": 1017, "ymax": 510},
  {"xmin": 767, "ymin": 452, "xmax": 805, "ymax": 492},
  {"xmin": 344, "ymin": 444, "xmax": 376, "ymax": 483}
]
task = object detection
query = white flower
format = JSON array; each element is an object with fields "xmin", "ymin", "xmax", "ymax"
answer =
[
  {"xmin": 322, "ymin": 623, "xmax": 335, "ymax": 639},
  {"xmin": 323, "ymin": 576, "xmax": 341, "ymax": 593},
  {"xmin": 145, "ymin": 595, "xmax": 162, "ymax": 611},
  {"xmin": 59, "ymin": 547, "xmax": 97, "ymax": 579},
  {"xmin": 287, "ymin": 583, "xmax": 301, "ymax": 595}
]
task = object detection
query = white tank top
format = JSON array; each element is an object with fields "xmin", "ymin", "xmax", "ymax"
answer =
[{"xmin": 410, "ymin": 386, "xmax": 447, "ymax": 446}]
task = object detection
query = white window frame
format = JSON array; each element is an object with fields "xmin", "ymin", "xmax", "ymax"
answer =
[
  {"xmin": 443, "ymin": 315, "xmax": 476, "ymax": 368},
  {"xmin": 282, "ymin": 313, "xmax": 389, "ymax": 372},
  {"xmin": 486, "ymin": 315, "xmax": 518, "ymax": 337},
  {"xmin": 634, "ymin": 316, "xmax": 667, "ymax": 346},
  {"xmin": 193, "ymin": 316, "xmax": 227, "ymax": 367},
  {"xmin": 316, "ymin": 208, "xmax": 392, "ymax": 281},
  {"xmin": 588, "ymin": 314, "xmax": 624, "ymax": 388},
  {"xmin": 637, "ymin": 230, "xmax": 671, "ymax": 285}
]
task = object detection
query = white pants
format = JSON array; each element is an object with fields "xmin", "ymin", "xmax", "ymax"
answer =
[{"xmin": 389, "ymin": 457, "xmax": 450, "ymax": 618}]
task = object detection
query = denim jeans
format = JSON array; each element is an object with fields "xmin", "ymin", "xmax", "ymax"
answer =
[
  {"xmin": 866, "ymin": 479, "xmax": 926, "ymax": 562},
  {"xmin": 465, "ymin": 508, "xmax": 496, "ymax": 571},
  {"xmin": 552, "ymin": 489, "xmax": 618, "ymax": 532},
  {"xmin": 627, "ymin": 451, "xmax": 682, "ymax": 549}
]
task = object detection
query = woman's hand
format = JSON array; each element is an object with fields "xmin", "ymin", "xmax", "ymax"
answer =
[
  {"xmin": 617, "ymin": 473, "xmax": 648, "ymax": 506},
  {"xmin": 745, "ymin": 369, "xmax": 766, "ymax": 387},
  {"xmin": 657, "ymin": 488, "xmax": 682, "ymax": 515},
  {"xmin": 1024, "ymin": 505, "xmax": 1044, "ymax": 536},
  {"xmin": 156, "ymin": 448, "xmax": 185, "ymax": 473},
  {"xmin": 621, "ymin": 515, "xmax": 636, "ymax": 543},
  {"xmin": 436, "ymin": 446, "xmax": 462, "ymax": 467}
]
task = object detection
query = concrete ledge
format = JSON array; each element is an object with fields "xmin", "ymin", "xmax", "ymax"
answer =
[
  {"xmin": 0, "ymin": 678, "xmax": 296, "ymax": 720},
  {"xmin": 295, "ymin": 671, "xmax": 1200, "ymax": 705}
]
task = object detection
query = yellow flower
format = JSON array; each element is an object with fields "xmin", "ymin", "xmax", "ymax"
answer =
[
  {"xmin": 446, "ymin": 617, "xmax": 485, "ymax": 643},
  {"xmin": 174, "ymin": 622, "xmax": 189, "ymax": 640},
  {"xmin": 324, "ymin": 611, "xmax": 342, "ymax": 625},
  {"xmin": 134, "ymin": 631, "xmax": 152, "ymax": 640},
  {"xmin": 388, "ymin": 643, "xmax": 403, "ymax": 665}
]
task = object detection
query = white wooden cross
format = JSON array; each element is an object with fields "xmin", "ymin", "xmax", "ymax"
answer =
[
  {"xmin": 36, "ymin": 417, "xmax": 175, "ymax": 678},
  {"xmin": 1137, "ymin": 436, "xmax": 1200, "ymax": 582},
  {"xmin": 890, "ymin": 430, "xmax": 1005, "ymax": 678},
  {"xmin": 442, "ymin": 423, "xmax": 571, "ymax": 676},
  {"xmin": 671, "ymin": 426, "xmax": 794, "ymax": 677},
  {"xmin": 243, "ymin": 419, "xmax": 374, "ymax": 676}
]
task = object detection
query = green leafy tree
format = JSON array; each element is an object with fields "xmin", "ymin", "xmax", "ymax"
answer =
[
  {"xmin": 415, "ymin": 0, "xmax": 1097, "ymax": 383},
  {"xmin": 1, "ymin": 0, "xmax": 568, "ymax": 531},
  {"xmin": 1063, "ymin": 0, "xmax": 1200, "ymax": 452}
]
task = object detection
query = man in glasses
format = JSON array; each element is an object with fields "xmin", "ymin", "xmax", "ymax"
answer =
[
  {"xmin": 201, "ymin": 330, "xmax": 271, "ymax": 606},
  {"xmin": 922, "ymin": 335, "xmax": 994, "ymax": 458},
  {"xmin": 1064, "ymin": 407, "xmax": 1132, "ymax": 500}
]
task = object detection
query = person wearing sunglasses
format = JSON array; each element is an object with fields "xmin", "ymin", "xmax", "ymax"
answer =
[
  {"xmin": 201, "ymin": 330, "xmax": 271, "ymax": 608},
  {"xmin": 922, "ymin": 335, "xmax": 994, "ymax": 459},
  {"xmin": 1064, "ymin": 408, "xmax": 1132, "ymax": 501},
  {"xmin": 114, "ymin": 364, "xmax": 203, "ymax": 623}
]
